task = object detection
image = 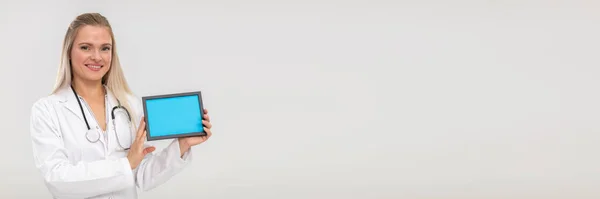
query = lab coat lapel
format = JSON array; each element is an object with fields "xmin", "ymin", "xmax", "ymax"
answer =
[
  {"xmin": 105, "ymin": 87, "xmax": 117, "ymax": 151},
  {"xmin": 55, "ymin": 85, "xmax": 86, "ymax": 124},
  {"xmin": 105, "ymin": 85, "xmax": 118, "ymax": 113},
  {"xmin": 56, "ymin": 85, "xmax": 109, "ymax": 155}
]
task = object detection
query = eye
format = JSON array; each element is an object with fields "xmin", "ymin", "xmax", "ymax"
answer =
[
  {"xmin": 102, "ymin": 46, "xmax": 111, "ymax": 51},
  {"xmin": 80, "ymin": 46, "xmax": 89, "ymax": 50}
]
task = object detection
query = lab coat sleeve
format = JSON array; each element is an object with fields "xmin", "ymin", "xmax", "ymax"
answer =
[
  {"xmin": 134, "ymin": 139, "xmax": 193, "ymax": 191},
  {"xmin": 30, "ymin": 100, "xmax": 135, "ymax": 199}
]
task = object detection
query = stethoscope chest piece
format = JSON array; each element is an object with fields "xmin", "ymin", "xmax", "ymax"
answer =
[
  {"xmin": 86, "ymin": 129, "xmax": 100, "ymax": 143},
  {"xmin": 71, "ymin": 85, "xmax": 132, "ymax": 150}
]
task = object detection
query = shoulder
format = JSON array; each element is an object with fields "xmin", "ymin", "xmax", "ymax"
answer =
[
  {"xmin": 123, "ymin": 91, "xmax": 145, "ymax": 122},
  {"xmin": 31, "ymin": 85, "xmax": 73, "ymax": 114},
  {"xmin": 30, "ymin": 93, "xmax": 62, "ymax": 116},
  {"xmin": 29, "ymin": 93, "xmax": 64, "ymax": 132},
  {"xmin": 125, "ymin": 92, "xmax": 143, "ymax": 110}
]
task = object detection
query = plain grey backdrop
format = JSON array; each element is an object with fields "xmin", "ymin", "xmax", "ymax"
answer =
[{"xmin": 1, "ymin": 0, "xmax": 600, "ymax": 198}]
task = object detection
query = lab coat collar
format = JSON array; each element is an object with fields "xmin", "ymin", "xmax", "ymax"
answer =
[
  {"xmin": 55, "ymin": 84, "xmax": 116, "ymax": 123},
  {"xmin": 55, "ymin": 84, "xmax": 84, "ymax": 123}
]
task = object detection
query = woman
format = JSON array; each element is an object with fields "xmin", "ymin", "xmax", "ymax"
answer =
[{"xmin": 29, "ymin": 13, "xmax": 212, "ymax": 198}]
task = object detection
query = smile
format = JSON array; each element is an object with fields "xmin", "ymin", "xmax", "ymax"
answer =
[{"xmin": 85, "ymin": 64, "xmax": 103, "ymax": 71}]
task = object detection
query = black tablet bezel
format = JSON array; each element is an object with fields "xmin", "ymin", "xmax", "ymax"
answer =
[{"xmin": 142, "ymin": 91, "xmax": 206, "ymax": 141}]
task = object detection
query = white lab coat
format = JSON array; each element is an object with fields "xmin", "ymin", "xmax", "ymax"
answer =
[{"xmin": 29, "ymin": 85, "xmax": 192, "ymax": 199}]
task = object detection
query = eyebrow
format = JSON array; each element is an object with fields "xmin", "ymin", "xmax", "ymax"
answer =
[{"xmin": 77, "ymin": 42, "xmax": 112, "ymax": 46}]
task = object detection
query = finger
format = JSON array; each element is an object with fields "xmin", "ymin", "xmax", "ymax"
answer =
[
  {"xmin": 203, "ymin": 114, "xmax": 210, "ymax": 122},
  {"xmin": 136, "ymin": 118, "xmax": 146, "ymax": 139},
  {"xmin": 204, "ymin": 127, "xmax": 212, "ymax": 138},
  {"xmin": 203, "ymin": 109, "xmax": 208, "ymax": 114},
  {"xmin": 139, "ymin": 130, "xmax": 147, "ymax": 142},
  {"xmin": 202, "ymin": 120, "xmax": 212, "ymax": 129}
]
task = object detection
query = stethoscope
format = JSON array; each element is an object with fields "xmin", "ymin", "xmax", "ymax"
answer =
[{"xmin": 71, "ymin": 85, "xmax": 132, "ymax": 150}]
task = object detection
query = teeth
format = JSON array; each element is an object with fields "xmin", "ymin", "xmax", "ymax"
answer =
[{"xmin": 87, "ymin": 65, "xmax": 102, "ymax": 69}]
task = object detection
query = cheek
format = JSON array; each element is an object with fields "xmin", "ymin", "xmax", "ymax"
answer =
[
  {"xmin": 70, "ymin": 50, "xmax": 86, "ymax": 67},
  {"xmin": 103, "ymin": 53, "xmax": 112, "ymax": 65}
]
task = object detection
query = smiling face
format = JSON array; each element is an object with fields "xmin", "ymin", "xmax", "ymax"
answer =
[{"xmin": 70, "ymin": 25, "xmax": 113, "ymax": 84}]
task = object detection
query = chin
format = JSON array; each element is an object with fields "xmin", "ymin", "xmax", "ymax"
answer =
[
  {"xmin": 79, "ymin": 72, "xmax": 108, "ymax": 83},
  {"xmin": 90, "ymin": 74, "xmax": 107, "ymax": 81}
]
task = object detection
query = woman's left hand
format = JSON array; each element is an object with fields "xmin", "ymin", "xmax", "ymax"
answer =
[{"xmin": 178, "ymin": 109, "xmax": 212, "ymax": 156}]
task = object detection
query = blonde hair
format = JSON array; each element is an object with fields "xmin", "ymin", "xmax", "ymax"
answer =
[{"xmin": 52, "ymin": 13, "xmax": 139, "ymax": 126}]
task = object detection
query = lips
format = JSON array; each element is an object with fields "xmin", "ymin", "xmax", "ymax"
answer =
[{"xmin": 85, "ymin": 64, "xmax": 103, "ymax": 71}]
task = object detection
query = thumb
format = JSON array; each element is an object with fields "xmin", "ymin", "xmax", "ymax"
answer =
[{"xmin": 143, "ymin": 146, "xmax": 156, "ymax": 155}]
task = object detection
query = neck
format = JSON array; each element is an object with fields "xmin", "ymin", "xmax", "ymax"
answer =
[{"xmin": 71, "ymin": 78, "xmax": 105, "ymax": 100}]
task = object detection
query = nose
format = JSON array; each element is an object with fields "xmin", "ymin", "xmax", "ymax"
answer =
[{"xmin": 90, "ymin": 49, "xmax": 102, "ymax": 61}]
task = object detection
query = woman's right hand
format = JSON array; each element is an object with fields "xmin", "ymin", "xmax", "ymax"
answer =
[{"xmin": 127, "ymin": 116, "xmax": 155, "ymax": 170}]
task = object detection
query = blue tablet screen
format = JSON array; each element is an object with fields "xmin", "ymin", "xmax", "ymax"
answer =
[{"xmin": 145, "ymin": 94, "xmax": 203, "ymax": 138}]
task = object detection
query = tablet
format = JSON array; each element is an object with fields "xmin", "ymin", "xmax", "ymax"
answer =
[{"xmin": 142, "ymin": 91, "xmax": 205, "ymax": 141}]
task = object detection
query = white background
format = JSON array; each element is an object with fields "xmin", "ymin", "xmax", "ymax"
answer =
[{"xmin": 1, "ymin": 0, "xmax": 600, "ymax": 198}]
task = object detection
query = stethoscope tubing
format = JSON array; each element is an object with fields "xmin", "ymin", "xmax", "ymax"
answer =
[{"xmin": 71, "ymin": 85, "xmax": 132, "ymax": 149}]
